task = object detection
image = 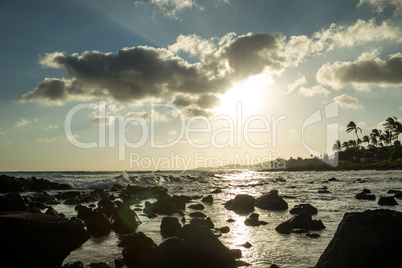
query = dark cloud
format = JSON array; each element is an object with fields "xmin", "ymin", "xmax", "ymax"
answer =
[
  {"xmin": 196, "ymin": 93, "xmax": 221, "ymax": 109},
  {"xmin": 317, "ymin": 53, "xmax": 402, "ymax": 89}
]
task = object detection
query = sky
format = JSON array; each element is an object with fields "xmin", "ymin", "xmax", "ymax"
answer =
[{"xmin": 0, "ymin": 0, "xmax": 401, "ymax": 171}]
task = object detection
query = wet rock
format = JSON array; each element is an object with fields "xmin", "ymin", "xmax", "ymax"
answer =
[
  {"xmin": 328, "ymin": 177, "xmax": 338, "ymax": 182},
  {"xmin": 306, "ymin": 233, "xmax": 321, "ymax": 238},
  {"xmin": 89, "ymin": 263, "xmax": 110, "ymax": 268},
  {"xmin": 255, "ymin": 190, "xmax": 288, "ymax": 211},
  {"xmin": 238, "ymin": 242, "xmax": 252, "ymax": 248},
  {"xmin": 0, "ymin": 192, "xmax": 28, "ymax": 212},
  {"xmin": 190, "ymin": 217, "xmax": 215, "ymax": 229},
  {"xmin": 201, "ymin": 195, "xmax": 213, "ymax": 203},
  {"xmin": 244, "ymin": 213, "xmax": 268, "ymax": 226},
  {"xmin": 62, "ymin": 261, "xmax": 85, "ymax": 268},
  {"xmin": 160, "ymin": 216, "xmax": 182, "ymax": 237},
  {"xmin": 355, "ymin": 189, "xmax": 376, "ymax": 200},
  {"xmin": 45, "ymin": 207, "xmax": 59, "ymax": 216},
  {"xmin": 85, "ymin": 211, "xmax": 111, "ymax": 237},
  {"xmin": 224, "ymin": 194, "xmax": 255, "ymax": 215},
  {"xmin": 270, "ymin": 265, "xmax": 280, "ymax": 268},
  {"xmin": 64, "ymin": 198, "xmax": 82, "ymax": 205},
  {"xmin": 318, "ymin": 186, "xmax": 331, "ymax": 194},
  {"xmin": 227, "ymin": 218, "xmax": 235, "ymax": 223},
  {"xmin": 112, "ymin": 205, "xmax": 142, "ymax": 234},
  {"xmin": 189, "ymin": 211, "xmax": 207, "ymax": 218},
  {"xmin": 275, "ymin": 211, "xmax": 325, "ymax": 234},
  {"xmin": 76, "ymin": 205, "xmax": 93, "ymax": 221},
  {"xmin": 290, "ymin": 204, "xmax": 318, "ymax": 215},
  {"xmin": 137, "ymin": 224, "xmax": 238, "ymax": 267},
  {"xmin": 387, "ymin": 189, "xmax": 402, "ymax": 194},
  {"xmin": 143, "ymin": 200, "xmax": 178, "ymax": 215},
  {"xmin": 216, "ymin": 226, "xmax": 230, "ymax": 233},
  {"xmin": 0, "ymin": 212, "xmax": 89, "ymax": 267},
  {"xmin": 120, "ymin": 232, "xmax": 157, "ymax": 266},
  {"xmin": 211, "ymin": 188, "xmax": 222, "ymax": 194},
  {"xmin": 378, "ymin": 196, "xmax": 398, "ymax": 206},
  {"xmin": 55, "ymin": 191, "xmax": 81, "ymax": 199},
  {"xmin": 395, "ymin": 192, "xmax": 402, "ymax": 199},
  {"xmin": 0, "ymin": 175, "xmax": 72, "ymax": 193},
  {"xmin": 188, "ymin": 203, "xmax": 205, "ymax": 210},
  {"xmin": 315, "ymin": 209, "xmax": 402, "ymax": 268}
]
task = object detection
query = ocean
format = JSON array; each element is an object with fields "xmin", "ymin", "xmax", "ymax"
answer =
[{"xmin": 2, "ymin": 169, "xmax": 402, "ymax": 267}]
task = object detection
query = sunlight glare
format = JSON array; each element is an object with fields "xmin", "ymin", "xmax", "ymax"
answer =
[{"xmin": 216, "ymin": 74, "xmax": 274, "ymax": 116}]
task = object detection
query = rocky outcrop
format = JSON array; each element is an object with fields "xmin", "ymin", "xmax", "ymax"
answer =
[
  {"xmin": 275, "ymin": 212, "xmax": 325, "ymax": 234},
  {"xmin": 0, "ymin": 192, "xmax": 28, "ymax": 212},
  {"xmin": 0, "ymin": 174, "xmax": 71, "ymax": 193},
  {"xmin": 136, "ymin": 224, "xmax": 239, "ymax": 267},
  {"xmin": 378, "ymin": 196, "xmax": 398, "ymax": 206},
  {"xmin": 315, "ymin": 209, "xmax": 402, "ymax": 267},
  {"xmin": 289, "ymin": 204, "xmax": 318, "ymax": 215},
  {"xmin": 112, "ymin": 204, "xmax": 142, "ymax": 234},
  {"xmin": 355, "ymin": 189, "xmax": 376, "ymax": 200},
  {"xmin": 224, "ymin": 194, "xmax": 255, "ymax": 215},
  {"xmin": 160, "ymin": 216, "xmax": 182, "ymax": 237},
  {"xmin": 244, "ymin": 213, "xmax": 268, "ymax": 226},
  {"xmin": 255, "ymin": 190, "xmax": 288, "ymax": 211},
  {"xmin": 119, "ymin": 232, "xmax": 157, "ymax": 266},
  {"xmin": 0, "ymin": 212, "xmax": 89, "ymax": 267}
]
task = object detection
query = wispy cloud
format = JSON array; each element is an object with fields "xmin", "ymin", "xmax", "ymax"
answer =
[
  {"xmin": 44, "ymin": 125, "xmax": 58, "ymax": 130},
  {"xmin": 0, "ymin": 130, "xmax": 7, "ymax": 135},
  {"xmin": 34, "ymin": 137, "xmax": 56, "ymax": 143},
  {"xmin": 334, "ymin": 94, "xmax": 364, "ymax": 109},
  {"xmin": 357, "ymin": 0, "xmax": 402, "ymax": 15},
  {"xmin": 298, "ymin": 85, "xmax": 330, "ymax": 97},
  {"xmin": 14, "ymin": 118, "xmax": 31, "ymax": 128}
]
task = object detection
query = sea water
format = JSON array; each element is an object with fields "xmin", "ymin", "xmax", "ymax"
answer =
[{"xmin": 3, "ymin": 170, "xmax": 402, "ymax": 267}]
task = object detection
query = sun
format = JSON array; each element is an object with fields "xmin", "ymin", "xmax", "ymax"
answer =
[{"xmin": 215, "ymin": 74, "xmax": 274, "ymax": 117}]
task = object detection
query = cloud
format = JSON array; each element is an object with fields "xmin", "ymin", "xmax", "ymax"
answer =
[
  {"xmin": 0, "ymin": 130, "xmax": 7, "ymax": 135},
  {"xmin": 35, "ymin": 138, "xmax": 56, "ymax": 143},
  {"xmin": 298, "ymin": 85, "xmax": 330, "ymax": 97},
  {"xmin": 14, "ymin": 118, "xmax": 31, "ymax": 128},
  {"xmin": 357, "ymin": 0, "xmax": 402, "ymax": 15},
  {"xmin": 317, "ymin": 52, "xmax": 402, "ymax": 90},
  {"xmin": 287, "ymin": 74, "xmax": 307, "ymax": 94},
  {"xmin": 333, "ymin": 94, "xmax": 364, "ymax": 109},
  {"xmin": 45, "ymin": 125, "xmax": 58, "ymax": 130},
  {"xmin": 92, "ymin": 117, "xmax": 115, "ymax": 126}
]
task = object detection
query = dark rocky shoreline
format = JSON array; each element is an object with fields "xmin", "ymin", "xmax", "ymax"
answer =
[{"xmin": 1, "ymin": 174, "xmax": 401, "ymax": 267}]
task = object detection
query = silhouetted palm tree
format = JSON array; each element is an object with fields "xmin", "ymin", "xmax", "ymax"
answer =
[
  {"xmin": 362, "ymin": 135, "xmax": 370, "ymax": 148},
  {"xmin": 346, "ymin": 121, "xmax": 362, "ymax": 140},
  {"xmin": 370, "ymin": 129, "xmax": 382, "ymax": 147},
  {"xmin": 342, "ymin": 141, "xmax": 349, "ymax": 150},
  {"xmin": 380, "ymin": 130, "xmax": 392, "ymax": 146},
  {"xmin": 333, "ymin": 140, "xmax": 341, "ymax": 151},
  {"xmin": 383, "ymin": 116, "xmax": 401, "ymax": 142}
]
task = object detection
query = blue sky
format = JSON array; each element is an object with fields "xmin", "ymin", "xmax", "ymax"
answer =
[{"xmin": 0, "ymin": 0, "xmax": 401, "ymax": 170}]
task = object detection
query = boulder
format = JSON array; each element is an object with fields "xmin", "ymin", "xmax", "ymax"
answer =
[
  {"xmin": 255, "ymin": 190, "xmax": 288, "ymax": 211},
  {"xmin": 378, "ymin": 196, "xmax": 398, "ymax": 206},
  {"xmin": 85, "ymin": 211, "xmax": 111, "ymax": 237},
  {"xmin": 224, "ymin": 194, "xmax": 255, "ymax": 215},
  {"xmin": 62, "ymin": 261, "xmax": 85, "ymax": 268},
  {"xmin": 188, "ymin": 203, "xmax": 205, "ymax": 210},
  {"xmin": 290, "ymin": 204, "xmax": 318, "ymax": 215},
  {"xmin": 0, "ymin": 175, "xmax": 71, "ymax": 193},
  {"xmin": 112, "ymin": 205, "xmax": 142, "ymax": 234},
  {"xmin": 189, "ymin": 217, "xmax": 215, "ymax": 229},
  {"xmin": 0, "ymin": 212, "xmax": 89, "ymax": 267},
  {"xmin": 355, "ymin": 189, "xmax": 376, "ymax": 200},
  {"xmin": 160, "ymin": 217, "xmax": 182, "ymax": 237},
  {"xmin": 0, "ymin": 192, "xmax": 28, "ymax": 212},
  {"xmin": 143, "ymin": 200, "xmax": 178, "ymax": 215},
  {"xmin": 137, "ymin": 224, "xmax": 238, "ymax": 267},
  {"xmin": 315, "ymin": 209, "xmax": 402, "ymax": 267},
  {"xmin": 189, "ymin": 211, "xmax": 207, "ymax": 218},
  {"xmin": 119, "ymin": 232, "xmax": 157, "ymax": 266},
  {"xmin": 244, "ymin": 213, "xmax": 268, "ymax": 226},
  {"xmin": 275, "ymin": 211, "xmax": 325, "ymax": 234},
  {"xmin": 201, "ymin": 195, "xmax": 213, "ymax": 203}
]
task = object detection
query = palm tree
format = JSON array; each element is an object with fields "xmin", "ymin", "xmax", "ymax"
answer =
[
  {"xmin": 383, "ymin": 116, "xmax": 401, "ymax": 143},
  {"xmin": 348, "ymin": 139, "xmax": 357, "ymax": 148},
  {"xmin": 380, "ymin": 130, "xmax": 392, "ymax": 146},
  {"xmin": 333, "ymin": 140, "xmax": 341, "ymax": 152},
  {"xmin": 346, "ymin": 121, "xmax": 362, "ymax": 140},
  {"xmin": 342, "ymin": 141, "xmax": 349, "ymax": 150},
  {"xmin": 370, "ymin": 129, "xmax": 382, "ymax": 147},
  {"xmin": 362, "ymin": 135, "xmax": 370, "ymax": 148}
]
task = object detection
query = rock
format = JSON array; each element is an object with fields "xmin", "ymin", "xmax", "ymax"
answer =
[
  {"xmin": 85, "ymin": 211, "xmax": 111, "ymax": 237},
  {"xmin": 62, "ymin": 261, "xmax": 85, "ymax": 268},
  {"xmin": 395, "ymin": 192, "xmax": 402, "ymax": 199},
  {"xmin": 189, "ymin": 217, "xmax": 215, "ymax": 229},
  {"xmin": 143, "ymin": 200, "xmax": 178, "ymax": 215},
  {"xmin": 189, "ymin": 211, "xmax": 207, "ymax": 218},
  {"xmin": 255, "ymin": 190, "xmax": 288, "ymax": 211},
  {"xmin": 64, "ymin": 198, "xmax": 82, "ymax": 205},
  {"xmin": 112, "ymin": 205, "xmax": 142, "ymax": 234},
  {"xmin": 201, "ymin": 195, "xmax": 213, "ymax": 203},
  {"xmin": 244, "ymin": 213, "xmax": 268, "ymax": 226},
  {"xmin": 290, "ymin": 204, "xmax": 318, "ymax": 215},
  {"xmin": 137, "ymin": 224, "xmax": 238, "ymax": 267},
  {"xmin": 188, "ymin": 203, "xmax": 205, "ymax": 210},
  {"xmin": 238, "ymin": 242, "xmax": 252, "ymax": 248},
  {"xmin": 160, "ymin": 216, "xmax": 182, "ymax": 237},
  {"xmin": 378, "ymin": 196, "xmax": 398, "ymax": 206},
  {"xmin": 0, "ymin": 175, "xmax": 71, "ymax": 193},
  {"xmin": 216, "ymin": 226, "xmax": 230, "ymax": 233},
  {"xmin": 120, "ymin": 232, "xmax": 157, "ymax": 266},
  {"xmin": 210, "ymin": 188, "xmax": 222, "ymax": 194},
  {"xmin": 315, "ymin": 209, "xmax": 402, "ymax": 267},
  {"xmin": 387, "ymin": 189, "xmax": 402, "ymax": 194},
  {"xmin": 275, "ymin": 211, "xmax": 325, "ymax": 234},
  {"xmin": 0, "ymin": 192, "xmax": 28, "ymax": 212},
  {"xmin": 355, "ymin": 189, "xmax": 376, "ymax": 200},
  {"xmin": 169, "ymin": 195, "xmax": 188, "ymax": 211},
  {"xmin": 89, "ymin": 263, "xmax": 110, "ymax": 268},
  {"xmin": 0, "ymin": 212, "xmax": 89, "ymax": 267},
  {"xmin": 76, "ymin": 205, "xmax": 93, "ymax": 221},
  {"xmin": 270, "ymin": 265, "xmax": 280, "ymax": 268},
  {"xmin": 55, "ymin": 191, "xmax": 81, "ymax": 199},
  {"xmin": 45, "ymin": 207, "xmax": 59, "ymax": 216},
  {"xmin": 306, "ymin": 233, "xmax": 321, "ymax": 238},
  {"xmin": 328, "ymin": 177, "xmax": 338, "ymax": 182},
  {"xmin": 227, "ymin": 218, "xmax": 235, "ymax": 223},
  {"xmin": 224, "ymin": 194, "xmax": 255, "ymax": 215}
]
